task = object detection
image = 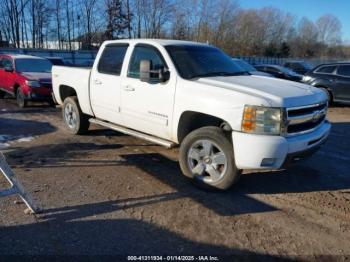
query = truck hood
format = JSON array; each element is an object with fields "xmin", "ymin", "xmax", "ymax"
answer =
[
  {"xmin": 21, "ymin": 72, "xmax": 52, "ymax": 82},
  {"xmin": 195, "ymin": 75, "xmax": 327, "ymax": 107}
]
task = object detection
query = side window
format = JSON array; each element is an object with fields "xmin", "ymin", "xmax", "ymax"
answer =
[
  {"xmin": 267, "ymin": 67, "xmax": 278, "ymax": 73},
  {"xmin": 315, "ymin": 65, "xmax": 336, "ymax": 74},
  {"xmin": 2, "ymin": 59, "xmax": 12, "ymax": 69},
  {"xmin": 97, "ymin": 44, "xmax": 128, "ymax": 75},
  {"xmin": 128, "ymin": 45, "xmax": 166, "ymax": 80},
  {"xmin": 337, "ymin": 65, "xmax": 350, "ymax": 77},
  {"xmin": 0, "ymin": 58, "xmax": 3, "ymax": 69}
]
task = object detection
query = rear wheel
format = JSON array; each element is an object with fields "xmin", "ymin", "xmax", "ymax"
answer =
[
  {"xmin": 62, "ymin": 96, "xmax": 90, "ymax": 134},
  {"xmin": 179, "ymin": 127, "xmax": 241, "ymax": 191},
  {"xmin": 16, "ymin": 88, "xmax": 27, "ymax": 108}
]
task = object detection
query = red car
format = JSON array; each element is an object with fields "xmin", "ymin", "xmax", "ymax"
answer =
[{"xmin": 0, "ymin": 54, "xmax": 54, "ymax": 107}]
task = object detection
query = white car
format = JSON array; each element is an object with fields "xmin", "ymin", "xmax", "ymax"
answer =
[{"xmin": 52, "ymin": 39, "xmax": 331, "ymax": 190}]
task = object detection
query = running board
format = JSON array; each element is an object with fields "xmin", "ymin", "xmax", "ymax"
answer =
[{"xmin": 89, "ymin": 118, "xmax": 176, "ymax": 148}]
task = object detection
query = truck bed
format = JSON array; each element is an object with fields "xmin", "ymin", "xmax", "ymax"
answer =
[{"xmin": 52, "ymin": 66, "xmax": 93, "ymax": 115}]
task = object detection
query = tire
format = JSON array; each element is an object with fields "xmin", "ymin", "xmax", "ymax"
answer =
[
  {"xmin": 0, "ymin": 90, "xmax": 5, "ymax": 98},
  {"xmin": 179, "ymin": 126, "xmax": 241, "ymax": 191},
  {"xmin": 16, "ymin": 88, "xmax": 27, "ymax": 108},
  {"xmin": 62, "ymin": 96, "xmax": 90, "ymax": 134},
  {"xmin": 319, "ymin": 87, "xmax": 333, "ymax": 104}
]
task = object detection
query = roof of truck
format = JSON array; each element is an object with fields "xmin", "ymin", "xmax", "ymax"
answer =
[{"xmin": 103, "ymin": 39, "xmax": 208, "ymax": 47}]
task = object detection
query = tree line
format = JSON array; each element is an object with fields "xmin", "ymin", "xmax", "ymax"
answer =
[{"xmin": 0, "ymin": 0, "xmax": 349, "ymax": 58}]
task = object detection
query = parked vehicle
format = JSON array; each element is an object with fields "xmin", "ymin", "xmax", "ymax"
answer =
[
  {"xmin": 302, "ymin": 63, "xmax": 350, "ymax": 104},
  {"xmin": 0, "ymin": 54, "xmax": 54, "ymax": 107},
  {"xmin": 284, "ymin": 61, "xmax": 313, "ymax": 75},
  {"xmin": 255, "ymin": 64, "xmax": 303, "ymax": 82},
  {"xmin": 52, "ymin": 39, "xmax": 330, "ymax": 190},
  {"xmin": 232, "ymin": 58, "xmax": 274, "ymax": 77},
  {"xmin": 45, "ymin": 57, "xmax": 65, "ymax": 66}
]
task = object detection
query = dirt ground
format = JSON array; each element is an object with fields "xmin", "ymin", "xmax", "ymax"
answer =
[{"xmin": 0, "ymin": 97, "xmax": 349, "ymax": 261}]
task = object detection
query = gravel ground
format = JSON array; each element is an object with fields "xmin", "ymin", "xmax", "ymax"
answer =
[{"xmin": 0, "ymin": 98, "xmax": 349, "ymax": 261}]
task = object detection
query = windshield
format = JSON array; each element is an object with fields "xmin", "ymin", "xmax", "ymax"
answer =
[
  {"xmin": 15, "ymin": 58, "xmax": 52, "ymax": 73},
  {"xmin": 165, "ymin": 45, "xmax": 248, "ymax": 79},
  {"xmin": 233, "ymin": 59, "xmax": 256, "ymax": 72}
]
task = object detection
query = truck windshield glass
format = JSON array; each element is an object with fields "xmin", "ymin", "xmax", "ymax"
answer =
[
  {"xmin": 15, "ymin": 59, "xmax": 52, "ymax": 73},
  {"xmin": 165, "ymin": 45, "xmax": 248, "ymax": 79}
]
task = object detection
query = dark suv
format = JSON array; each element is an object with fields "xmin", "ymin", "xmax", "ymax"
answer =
[
  {"xmin": 302, "ymin": 63, "xmax": 350, "ymax": 104},
  {"xmin": 284, "ymin": 61, "xmax": 313, "ymax": 75}
]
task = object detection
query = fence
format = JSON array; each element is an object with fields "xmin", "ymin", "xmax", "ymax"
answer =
[
  {"xmin": 0, "ymin": 48, "xmax": 97, "ymax": 66},
  {"xmin": 0, "ymin": 47, "xmax": 347, "ymax": 68}
]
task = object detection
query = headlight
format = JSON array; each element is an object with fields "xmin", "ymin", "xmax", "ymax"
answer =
[
  {"xmin": 25, "ymin": 80, "xmax": 41, "ymax": 88},
  {"xmin": 302, "ymin": 75, "xmax": 312, "ymax": 82},
  {"xmin": 241, "ymin": 105, "xmax": 282, "ymax": 135}
]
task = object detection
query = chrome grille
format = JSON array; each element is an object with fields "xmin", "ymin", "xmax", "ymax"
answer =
[{"xmin": 286, "ymin": 102, "xmax": 327, "ymax": 136}]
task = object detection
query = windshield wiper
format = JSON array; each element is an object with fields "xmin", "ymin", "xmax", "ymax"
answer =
[{"xmin": 190, "ymin": 71, "xmax": 249, "ymax": 79}]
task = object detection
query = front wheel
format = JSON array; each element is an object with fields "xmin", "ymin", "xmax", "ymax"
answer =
[
  {"xmin": 16, "ymin": 88, "xmax": 27, "ymax": 108},
  {"xmin": 179, "ymin": 127, "xmax": 241, "ymax": 191},
  {"xmin": 62, "ymin": 96, "xmax": 90, "ymax": 134}
]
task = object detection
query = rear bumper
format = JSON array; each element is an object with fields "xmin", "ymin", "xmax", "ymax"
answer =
[{"xmin": 232, "ymin": 120, "xmax": 331, "ymax": 170}]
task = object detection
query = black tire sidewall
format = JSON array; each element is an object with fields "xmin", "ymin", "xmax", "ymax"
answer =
[{"xmin": 179, "ymin": 127, "xmax": 241, "ymax": 191}]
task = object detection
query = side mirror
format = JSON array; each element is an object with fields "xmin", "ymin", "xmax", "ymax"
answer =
[
  {"xmin": 4, "ymin": 65, "xmax": 14, "ymax": 72},
  {"xmin": 140, "ymin": 60, "xmax": 151, "ymax": 82},
  {"xmin": 140, "ymin": 59, "xmax": 170, "ymax": 83}
]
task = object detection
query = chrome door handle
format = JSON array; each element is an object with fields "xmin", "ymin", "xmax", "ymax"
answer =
[
  {"xmin": 94, "ymin": 79, "xmax": 102, "ymax": 85},
  {"xmin": 123, "ymin": 85, "xmax": 135, "ymax": 91}
]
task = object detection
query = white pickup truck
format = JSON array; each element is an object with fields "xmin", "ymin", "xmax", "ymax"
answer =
[{"xmin": 52, "ymin": 39, "xmax": 331, "ymax": 190}]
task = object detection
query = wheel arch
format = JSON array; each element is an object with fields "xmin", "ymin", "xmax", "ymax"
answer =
[
  {"xmin": 13, "ymin": 83, "xmax": 21, "ymax": 96},
  {"xmin": 177, "ymin": 111, "xmax": 232, "ymax": 144},
  {"xmin": 313, "ymin": 83, "xmax": 334, "ymax": 102},
  {"xmin": 59, "ymin": 85, "xmax": 77, "ymax": 102}
]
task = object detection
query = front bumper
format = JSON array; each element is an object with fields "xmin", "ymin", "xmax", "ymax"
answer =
[
  {"xmin": 232, "ymin": 120, "xmax": 331, "ymax": 169},
  {"xmin": 26, "ymin": 88, "xmax": 53, "ymax": 101}
]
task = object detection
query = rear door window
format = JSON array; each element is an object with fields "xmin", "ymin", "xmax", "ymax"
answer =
[
  {"xmin": 337, "ymin": 65, "xmax": 350, "ymax": 77},
  {"xmin": 97, "ymin": 44, "xmax": 128, "ymax": 75}
]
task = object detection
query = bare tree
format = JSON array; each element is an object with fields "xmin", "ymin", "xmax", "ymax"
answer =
[
  {"xmin": 316, "ymin": 14, "xmax": 342, "ymax": 45},
  {"xmin": 80, "ymin": 0, "xmax": 97, "ymax": 48}
]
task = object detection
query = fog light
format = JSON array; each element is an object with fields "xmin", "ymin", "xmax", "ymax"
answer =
[{"xmin": 261, "ymin": 158, "xmax": 276, "ymax": 167}]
